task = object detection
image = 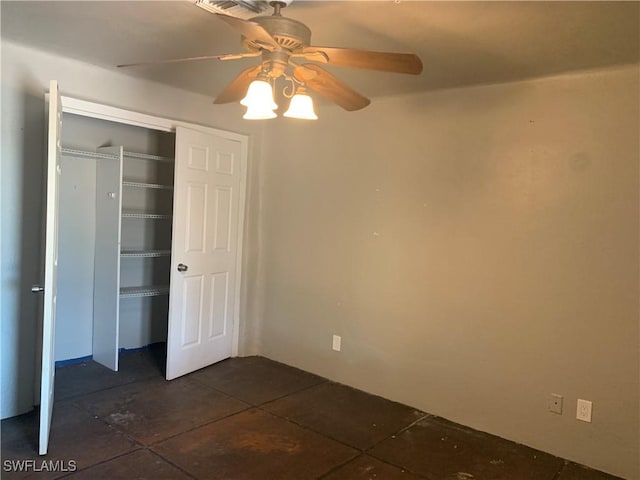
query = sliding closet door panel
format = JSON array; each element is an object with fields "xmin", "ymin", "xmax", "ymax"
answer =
[
  {"xmin": 92, "ymin": 146, "xmax": 123, "ymax": 371},
  {"xmin": 167, "ymin": 127, "xmax": 242, "ymax": 380}
]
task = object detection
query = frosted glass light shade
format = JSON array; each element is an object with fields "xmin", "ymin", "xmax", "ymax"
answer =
[
  {"xmin": 240, "ymin": 79, "xmax": 277, "ymax": 110},
  {"xmin": 283, "ymin": 92, "xmax": 318, "ymax": 120},
  {"xmin": 243, "ymin": 105, "xmax": 277, "ymax": 120}
]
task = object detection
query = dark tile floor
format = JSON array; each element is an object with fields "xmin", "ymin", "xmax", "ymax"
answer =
[{"xmin": 1, "ymin": 348, "xmax": 623, "ymax": 480}]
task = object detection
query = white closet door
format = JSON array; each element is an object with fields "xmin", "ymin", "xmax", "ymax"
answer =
[
  {"xmin": 166, "ymin": 127, "xmax": 243, "ymax": 380},
  {"xmin": 39, "ymin": 80, "xmax": 62, "ymax": 455}
]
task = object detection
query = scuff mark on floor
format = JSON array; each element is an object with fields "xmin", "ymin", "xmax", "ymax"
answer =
[
  {"xmin": 455, "ymin": 472, "xmax": 475, "ymax": 479},
  {"xmin": 108, "ymin": 411, "xmax": 140, "ymax": 426}
]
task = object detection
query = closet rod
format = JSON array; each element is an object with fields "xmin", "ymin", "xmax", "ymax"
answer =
[
  {"xmin": 121, "ymin": 212, "xmax": 172, "ymax": 220},
  {"xmin": 120, "ymin": 250, "xmax": 171, "ymax": 258},
  {"xmin": 120, "ymin": 286, "xmax": 170, "ymax": 298},
  {"xmin": 122, "ymin": 181, "xmax": 173, "ymax": 190}
]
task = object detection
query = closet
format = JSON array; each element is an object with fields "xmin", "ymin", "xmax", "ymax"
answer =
[
  {"xmin": 39, "ymin": 82, "xmax": 247, "ymax": 456},
  {"xmin": 37, "ymin": 80, "xmax": 248, "ymax": 455},
  {"xmin": 94, "ymin": 146, "xmax": 176, "ymax": 370},
  {"xmin": 57, "ymin": 114, "xmax": 176, "ymax": 371},
  {"xmin": 48, "ymin": 92, "xmax": 248, "ymax": 382}
]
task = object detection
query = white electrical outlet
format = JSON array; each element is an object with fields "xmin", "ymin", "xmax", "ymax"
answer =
[
  {"xmin": 576, "ymin": 399, "xmax": 592, "ymax": 422},
  {"xmin": 548, "ymin": 394, "xmax": 563, "ymax": 414},
  {"xmin": 332, "ymin": 335, "xmax": 341, "ymax": 352}
]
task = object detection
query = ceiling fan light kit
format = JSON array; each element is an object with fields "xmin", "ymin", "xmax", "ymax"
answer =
[
  {"xmin": 283, "ymin": 87, "xmax": 318, "ymax": 120},
  {"xmin": 241, "ymin": 79, "xmax": 318, "ymax": 120},
  {"xmin": 240, "ymin": 76, "xmax": 277, "ymax": 108},
  {"xmin": 119, "ymin": 0, "xmax": 422, "ymax": 120},
  {"xmin": 243, "ymin": 103, "xmax": 278, "ymax": 120},
  {"xmin": 240, "ymin": 77, "xmax": 278, "ymax": 119}
]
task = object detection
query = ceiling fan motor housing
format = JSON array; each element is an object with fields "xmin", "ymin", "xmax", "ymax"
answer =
[{"xmin": 243, "ymin": 15, "xmax": 311, "ymax": 52}]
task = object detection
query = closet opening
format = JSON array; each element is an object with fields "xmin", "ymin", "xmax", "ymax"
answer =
[{"xmin": 56, "ymin": 112, "xmax": 175, "ymax": 374}]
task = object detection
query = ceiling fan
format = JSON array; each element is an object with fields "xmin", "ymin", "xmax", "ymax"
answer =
[{"xmin": 119, "ymin": 0, "xmax": 423, "ymax": 114}]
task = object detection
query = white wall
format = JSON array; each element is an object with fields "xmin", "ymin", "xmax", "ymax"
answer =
[
  {"xmin": 0, "ymin": 40, "xmax": 265, "ymax": 419},
  {"xmin": 258, "ymin": 65, "xmax": 639, "ymax": 479}
]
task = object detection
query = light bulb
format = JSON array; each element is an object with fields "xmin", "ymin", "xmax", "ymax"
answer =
[
  {"xmin": 284, "ymin": 92, "xmax": 318, "ymax": 120},
  {"xmin": 240, "ymin": 79, "xmax": 277, "ymax": 110},
  {"xmin": 243, "ymin": 105, "xmax": 277, "ymax": 120}
]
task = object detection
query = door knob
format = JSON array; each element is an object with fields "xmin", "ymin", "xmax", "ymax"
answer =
[
  {"xmin": 31, "ymin": 285, "xmax": 44, "ymax": 293},
  {"xmin": 177, "ymin": 263, "xmax": 188, "ymax": 272}
]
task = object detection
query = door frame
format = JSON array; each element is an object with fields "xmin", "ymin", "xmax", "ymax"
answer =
[{"xmin": 59, "ymin": 95, "xmax": 248, "ymax": 357}]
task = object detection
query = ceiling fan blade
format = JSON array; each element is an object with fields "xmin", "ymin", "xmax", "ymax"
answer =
[
  {"xmin": 214, "ymin": 65, "xmax": 262, "ymax": 104},
  {"xmin": 117, "ymin": 52, "xmax": 257, "ymax": 68},
  {"xmin": 215, "ymin": 13, "xmax": 280, "ymax": 51},
  {"xmin": 302, "ymin": 47, "xmax": 423, "ymax": 75},
  {"xmin": 290, "ymin": 50, "xmax": 329, "ymax": 63},
  {"xmin": 293, "ymin": 64, "xmax": 370, "ymax": 112},
  {"xmin": 217, "ymin": 51, "xmax": 262, "ymax": 61}
]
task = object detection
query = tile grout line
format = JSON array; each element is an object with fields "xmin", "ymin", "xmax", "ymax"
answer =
[
  {"xmin": 366, "ymin": 412, "xmax": 432, "ymax": 452},
  {"xmin": 1, "ymin": 404, "xmax": 139, "ymax": 480},
  {"xmin": 254, "ymin": 378, "xmax": 332, "ymax": 407},
  {"xmin": 146, "ymin": 446, "xmax": 200, "ymax": 480},
  {"xmin": 254, "ymin": 402, "xmax": 435, "ymax": 480},
  {"xmin": 315, "ymin": 452, "xmax": 367, "ymax": 480},
  {"xmin": 310, "ymin": 411, "xmax": 436, "ymax": 480},
  {"xmin": 59, "ymin": 362, "xmax": 331, "ymax": 463},
  {"xmin": 314, "ymin": 451, "xmax": 434, "ymax": 480},
  {"xmin": 53, "ymin": 448, "xmax": 145, "ymax": 479},
  {"xmin": 255, "ymin": 405, "xmax": 367, "ymax": 453},
  {"xmin": 53, "ymin": 446, "xmax": 199, "ymax": 480},
  {"xmin": 361, "ymin": 412, "xmax": 436, "ymax": 480},
  {"xmin": 65, "ymin": 377, "xmax": 254, "ymax": 456},
  {"xmin": 187, "ymin": 372, "xmax": 330, "ymax": 407},
  {"xmin": 144, "ymin": 405, "xmax": 252, "ymax": 447},
  {"xmin": 56, "ymin": 376, "xmax": 248, "ymax": 479},
  {"xmin": 54, "ymin": 370, "xmax": 164, "ymax": 405},
  {"xmin": 67, "ymin": 373, "xmax": 253, "ymax": 447},
  {"xmin": 552, "ymin": 460, "xmax": 570, "ymax": 480},
  {"xmin": 50, "ymin": 369, "xmax": 425, "ymax": 474}
]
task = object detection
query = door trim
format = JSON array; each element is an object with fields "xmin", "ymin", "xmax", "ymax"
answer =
[{"xmin": 60, "ymin": 94, "xmax": 248, "ymax": 357}]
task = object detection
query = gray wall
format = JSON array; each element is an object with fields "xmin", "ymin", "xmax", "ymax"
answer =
[{"xmin": 258, "ymin": 65, "xmax": 639, "ymax": 479}]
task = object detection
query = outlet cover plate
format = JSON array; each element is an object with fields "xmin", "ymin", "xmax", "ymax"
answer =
[
  {"xmin": 576, "ymin": 399, "xmax": 592, "ymax": 422},
  {"xmin": 332, "ymin": 335, "xmax": 341, "ymax": 352}
]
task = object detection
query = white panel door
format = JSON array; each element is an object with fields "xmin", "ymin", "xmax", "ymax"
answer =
[
  {"xmin": 39, "ymin": 80, "xmax": 62, "ymax": 455},
  {"xmin": 166, "ymin": 126, "xmax": 244, "ymax": 380}
]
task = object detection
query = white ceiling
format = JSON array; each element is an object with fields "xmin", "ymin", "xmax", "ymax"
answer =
[{"xmin": 2, "ymin": 1, "xmax": 638, "ymax": 101}]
